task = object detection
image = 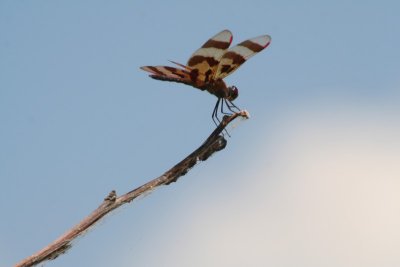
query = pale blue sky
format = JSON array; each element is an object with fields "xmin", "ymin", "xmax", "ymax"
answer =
[{"xmin": 1, "ymin": 1, "xmax": 400, "ymax": 266}]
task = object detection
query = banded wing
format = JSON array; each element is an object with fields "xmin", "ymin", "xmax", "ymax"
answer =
[
  {"xmin": 215, "ymin": 35, "xmax": 271, "ymax": 79},
  {"xmin": 140, "ymin": 65, "xmax": 205, "ymax": 88},
  {"xmin": 187, "ymin": 30, "xmax": 233, "ymax": 83}
]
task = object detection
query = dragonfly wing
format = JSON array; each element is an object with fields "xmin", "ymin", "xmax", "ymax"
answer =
[
  {"xmin": 215, "ymin": 35, "xmax": 271, "ymax": 79},
  {"xmin": 187, "ymin": 30, "xmax": 233, "ymax": 82}
]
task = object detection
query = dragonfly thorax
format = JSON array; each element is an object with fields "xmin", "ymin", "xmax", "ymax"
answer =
[{"xmin": 205, "ymin": 79, "xmax": 239, "ymax": 101}]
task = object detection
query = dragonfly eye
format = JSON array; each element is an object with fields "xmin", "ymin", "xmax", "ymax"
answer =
[{"xmin": 228, "ymin": 86, "xmax": 239, "ymax": 101}]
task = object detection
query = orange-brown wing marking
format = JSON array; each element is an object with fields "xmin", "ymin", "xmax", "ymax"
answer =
[
  {"xmin": 187, "ymin": 30, "xmax": 233, "ymax": 82},
  {"xmin": 215, "ymin": 35, "xmax": 271, "ymax": 79}
]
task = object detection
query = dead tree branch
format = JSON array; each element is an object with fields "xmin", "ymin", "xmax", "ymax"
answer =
[{"xmin": 15, "ymin": 110, "xmax": 249, "ymax": 267}]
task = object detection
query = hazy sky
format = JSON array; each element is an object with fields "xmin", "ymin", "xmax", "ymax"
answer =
[{"xmin": 1, "ymin": 1, "xmax": 400, "ymax": 266}]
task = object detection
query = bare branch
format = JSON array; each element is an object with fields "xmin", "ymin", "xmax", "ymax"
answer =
[{"xmin": 15, "ymin": 111, "xmax": 249, "ymax": 267}]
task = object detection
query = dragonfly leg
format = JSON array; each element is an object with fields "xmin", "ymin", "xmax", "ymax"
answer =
[
  {"xmin": 226, "ymin": 99, "xmax": 241, "ymax": 113},
  {"xmin": 212, "ymin": 98, "xmax": 221, "ymax": 127},
  {"xmin": 212, "ymin": 98, "xmax": 230, "ymax": 137},
  {"xmin": 220, "ymin": 98, "xmax": 231, "ymax": 115}
]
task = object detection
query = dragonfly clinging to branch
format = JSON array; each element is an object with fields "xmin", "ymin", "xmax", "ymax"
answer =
[{"xmin": 141, "ymin": 29, "xmax": 271, "ymax": 126}]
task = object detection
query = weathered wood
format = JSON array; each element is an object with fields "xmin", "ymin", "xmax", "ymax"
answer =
[{"xmin": 15, "ymin": 111, "xmax": 249, "ymax": 267}]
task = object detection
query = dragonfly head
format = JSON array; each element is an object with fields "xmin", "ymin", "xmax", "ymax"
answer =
[{"xmin": 227, "ymin": 86, "xmax": 239, "ymax": 101}]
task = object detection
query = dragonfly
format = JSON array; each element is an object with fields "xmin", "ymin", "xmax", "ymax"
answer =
[{"xmin": 140, "ymin": 29, "xmax": 271, "ymax": 126}]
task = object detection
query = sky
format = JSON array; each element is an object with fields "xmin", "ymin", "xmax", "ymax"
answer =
[{"xmin": 1, "ymin": 1, "xmax": 400, "ymax": 266}]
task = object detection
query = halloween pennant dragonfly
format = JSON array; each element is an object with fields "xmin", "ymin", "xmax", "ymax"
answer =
[{"xmin": 141, "ymin": 30, "xmax": 271, "ymax": 126}]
